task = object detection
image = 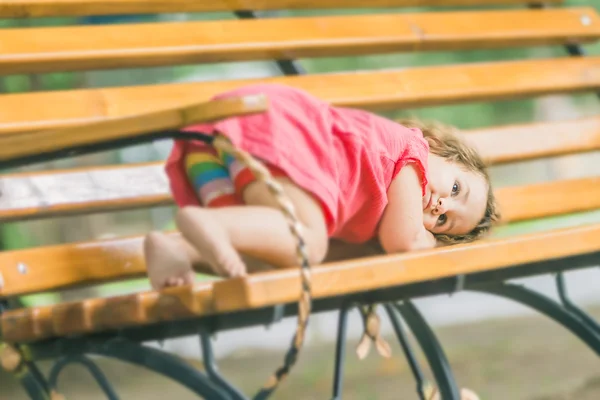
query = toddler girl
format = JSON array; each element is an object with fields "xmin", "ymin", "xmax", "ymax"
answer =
[{"xmin": 144, "ymin": 83, "xmax": 499, "ymax": 288}]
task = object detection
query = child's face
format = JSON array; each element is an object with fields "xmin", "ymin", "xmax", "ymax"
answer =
[{"xmin": 422, "ymin": 154, "xmax": 488, "ymax": 236}]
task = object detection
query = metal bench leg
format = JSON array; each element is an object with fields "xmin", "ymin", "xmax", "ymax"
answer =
[
  {"xmin": 199, "ymin": 329, "xmax": 248, "ymax": 400},
  {"xmin": 98, "ymin": 338, "xmax": 231, "ymax": 399},
  {"xmin": 394, "ymin": 301, "xmax": 462, "ymax": 400},
  {"xmin": 48, "ymin": 355, "xmax": 119, "ymax": 400},
  {"xmin": 470, "ymin": 282, "xmax": 600, "ymax": 356},
  {"xmin": 19, "ymin": 363, "xmax": 51, "ymax": 400},
  {"xmin": 556, "ymin": 272, "xmax": 600, "ymax": 336},
  {"xmin": 331, "ymin": 304, "xmax": 350, "ymax": 400},
  {"xmin": 384, "ymin": 304, "xmax": 428, "ymax": 400}
]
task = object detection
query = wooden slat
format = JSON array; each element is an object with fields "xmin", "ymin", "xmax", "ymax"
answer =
[
  {"xmin": 3, "ymin": 222, "xmax": 599, "ymax": 342},
  {"xmin": 212, "ymin": 223, "xmax": 600, "ymax": 312},
  {"xmin": 0, "ymin": 162, "xmax": 171, "ymax": 222},
  {"xmin": 0, "ymin": 0, "xmax": 565, "ymax": 18},
  {"xmin": 0, "ymin": 94, "xmax": 267, "ymax": 166},
  {"xmin": 51, "ymin": 283, "xmax": 213, "ymax": 336},
  {"xmin": 2, "ymin": 172, "xmax": 599, "ymax": 224},
  {"xmin": 2, "ymin": 56, "xmax": 600, "ymax": 135},
  {"xmin": 0, "ymin": 235, "xmax": 148, "ymax": 297},
  {"xmin": 1, "ymin": 306, "xmax": 54, "ymax": 342},
  {"xmin": 3, "ymin": 116, "xmax": 600, "ymax": 222},
  {"xmin": 496, "ymin": 177, "xmax": 600, "ymax": 222},
  {"xmin": 2, "ymin": 8, "xmax": 598, "ymax": 75},
  {"xmin": 1, "ymin": 176, "xmax": 599, "ymax": 298},
  {"xmin": 1, "ymin": 284, "xmax": 213, "ymax": 342},
  {"xmin": 463, "ymin": 116, "xmax": 600, "ymax": 164}
]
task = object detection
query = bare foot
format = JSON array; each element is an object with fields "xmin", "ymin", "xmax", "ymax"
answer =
[
  {"xmin": 144, "ymin": 231, "xmax": 196, "ymax": 290},
  {"xmin": 176, "ymin": 207, "xmax": 247, "ymax": 278}
]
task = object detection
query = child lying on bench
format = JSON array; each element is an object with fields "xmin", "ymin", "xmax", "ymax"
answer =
[
  {"xmin": 144, "ymin": 82, "xmax": 497, "ymax": 400},
  {"xmin": 144, "ymin": 83, "xmax": 500, "ymax": 286}
]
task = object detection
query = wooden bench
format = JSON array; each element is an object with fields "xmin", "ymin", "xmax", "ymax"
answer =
[{"xmin": 1, "ymin": 1, "xmax": 600, "ymax": 399}]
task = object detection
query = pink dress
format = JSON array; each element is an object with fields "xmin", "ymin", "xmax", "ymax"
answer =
[{"xmin": 165, "ymin": 83, "xmax": 429, "ymax": 244}]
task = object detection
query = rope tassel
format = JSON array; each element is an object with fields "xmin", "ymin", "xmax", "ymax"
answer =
[
  {"xmin": 356, "ymin": 304, "xmax": 392, "ymax": 360},
  {"xmin": 211, "ymin": 134, "xmax": 313, "ymax": 399}
]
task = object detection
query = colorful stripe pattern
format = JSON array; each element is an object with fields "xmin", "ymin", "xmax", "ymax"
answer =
[{"xmin": 185, "ymin": 145, "xmax": 285, "ymax": 207}]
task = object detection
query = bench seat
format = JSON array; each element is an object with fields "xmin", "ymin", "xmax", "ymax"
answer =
[
  {"xmin": 2, "ymin": 222, "xmax": 599, "ymax": 343},
  {"xmin": 1, "ymin": 1, "xmax": 600, "ymax": 397}
]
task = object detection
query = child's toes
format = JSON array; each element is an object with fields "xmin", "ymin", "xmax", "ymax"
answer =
[
  {"xmin": 165, "ymin": 277, "xmax": 178, "ymax": 287},
  {"xmin": 182, "ymin": 271, "xmax": 195, "ymax": 285}
]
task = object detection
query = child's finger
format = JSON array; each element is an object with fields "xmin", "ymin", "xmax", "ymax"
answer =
[{"xmin": 229, "ymin": 264, "xmax": 247, "ymax": 278}]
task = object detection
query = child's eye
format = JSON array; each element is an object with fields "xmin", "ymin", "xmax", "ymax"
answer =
[
  {"xmin": 437, "ymin": 214, "xmax": 447, "ymax": 226},
  {"xmin": 451, "ymin": 181, "xmax": 460, "ymax": 196}
]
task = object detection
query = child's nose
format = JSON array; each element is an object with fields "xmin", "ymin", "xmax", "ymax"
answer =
[{"xmin": 434, "ymin": 198, "xmax": 448, "ymax": 215}]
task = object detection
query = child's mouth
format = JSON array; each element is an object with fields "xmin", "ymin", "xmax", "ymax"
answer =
[{"xmin": 424, "ymin": 193, "xmax": 432, "ymax": 211}]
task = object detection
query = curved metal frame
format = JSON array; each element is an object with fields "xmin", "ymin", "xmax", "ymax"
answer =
[
  {"xmin": 200, "ymin": 330, "xmax": 248, "ymax": 400},
  {"xmin": 48, "ymin": 355, "xmax": 120, "ymax": 400},
  {"xmin": 394, "ymin": 301, "xmax": 462, "ymax": 400},
  {"xmin": 19, "ymin": 366, "xmax": 51, "ymax": 400},
  {"xmin": 470, "ymin": 283, "xmax": 600, "ymax": 356},
  {"xmin": 556, "ymin": 272, "xmax": 600, "ymax": 336},
  {"xmin": 74, "ymin": 338, "xmax": 231, "ymax": 400},
  {"xmin": 384, "ymin": 304, "xmax": 428, "ymax": 400}
]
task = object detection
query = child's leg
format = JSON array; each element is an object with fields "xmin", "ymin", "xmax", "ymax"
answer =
[
  {"xmin": 145, "ymin": 230, "xmax": 277, "ymax": 290},
  {"xmin": 175, "ymin": 176, "xmax": 329, "ymax": 278},
  {"xmin": 145, "ymin": 144, "xmax": 241, "ymax": 289}
]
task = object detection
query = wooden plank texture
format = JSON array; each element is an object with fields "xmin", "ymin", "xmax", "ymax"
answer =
[
  {"xmin": 497, "ymin": 177, "xmax": 600, "ymax": 222},
  {"xmin": 2, "ymin": 8, "xmax": 597, "ymax": 74},
  {"xmin": 1, "ymin": 283, "xmax": 214, "ymax": 342},
  {"xmin": 0, "ymin": 234, "xmax": 148, "ymax": 297},
  {"xmin": 0, "ymin": 94, "xmax": 267, "ymax": 165},
  {"xmin": 3, "ymin": 222, "xmax": 598, "ymax": 342},
  {"xmin": 2, "ymin": 56, "xmax": 600, "ymax": 135},
  {"xmin": 0, "ymin": 162, "xmax": 171, "ymax": 222},
  {"xmin": 3, "ymin": 116, "xmax": 600, "ymax": 222},
  {"xmin": 0, "ymin": 176, "xmax": 599, "ymax": 298},
  {"xmin": 212, "ymin": 223, "xmax": 600, "ymax": 312},
  {"xmin": 0, "ymin": 0, "xmax": 565, "ymax": 18},
  {"xmin": 463, "ymin": 116, "xmax": 600, "ymax": 164}
]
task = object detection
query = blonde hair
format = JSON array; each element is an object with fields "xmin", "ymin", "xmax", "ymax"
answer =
[{"xmin": 398, "ymin": 118, "xmax": 501, "ymax": 245}]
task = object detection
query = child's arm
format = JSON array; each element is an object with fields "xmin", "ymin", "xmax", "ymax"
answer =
[{"xmin": 378, "ymin": 164, "xmax": 437, "ymax": 253}]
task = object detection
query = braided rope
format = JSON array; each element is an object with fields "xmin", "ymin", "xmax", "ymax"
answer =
[{"xmin": 212, "ymin": 134, "xmax": 312, "ymax": 399}]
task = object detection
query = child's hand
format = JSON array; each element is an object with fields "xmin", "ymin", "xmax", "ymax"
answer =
[
  {"xmin": 418, "ymin": 227, "xmax": 437, "ymax": 249},
  {"xmin": 378, "ymin": 164, "xmax": 438, "ymax": 253}
]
